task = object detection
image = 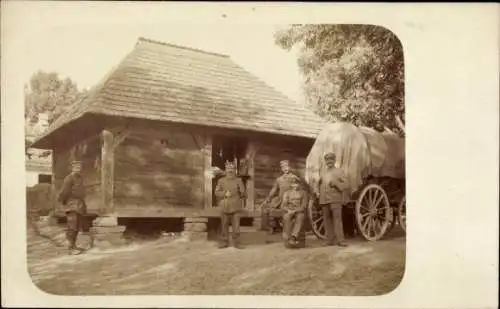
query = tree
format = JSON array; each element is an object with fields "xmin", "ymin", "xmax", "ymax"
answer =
[
  {"xmin": 24, "ymin": 71, "xmax": 88, "ymax": 125},
  {"xmin": 24, "ymin": 71, "xmax": 87, "ymax": 157},
  {"xmin": 274, "ymin": 24, "xmax": 404, "ymax": 134}
]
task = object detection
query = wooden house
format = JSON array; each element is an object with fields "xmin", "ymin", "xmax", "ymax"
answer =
[{"xmin": 31, "ymin": 37, "xmax": 326, "ymax": 236}]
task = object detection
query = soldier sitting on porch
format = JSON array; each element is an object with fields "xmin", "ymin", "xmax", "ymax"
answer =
[
  {"xmin": 260, "ymin": 160, "xmax": 301, "ymax": 234},
  {"xmin": 281, "ymin": 177, "xmax": 308, "ymax": 249}
]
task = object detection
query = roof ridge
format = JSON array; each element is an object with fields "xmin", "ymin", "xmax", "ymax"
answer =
[{"xmin": 136, "ymin": 37, "xmax": 230, "ymax": 58}]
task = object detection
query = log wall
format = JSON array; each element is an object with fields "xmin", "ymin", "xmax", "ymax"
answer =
[
  {"xmin": 113, "ymin": 127, "xmax": 205, "ymax": 212},
  {"xmin": 52, "ymin": 136, "xmax": 102, "ymax": 214}
]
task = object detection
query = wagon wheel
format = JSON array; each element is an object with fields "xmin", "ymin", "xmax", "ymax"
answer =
[
  {"xmin": 307, "ymin": 199, "xmax": 326, "ymax": 240},
  {"xmin": 398, "ymin": 196, "xmax": 406, "ymax": 233},
  {"xmin": 355, "ymin": 184, "xmax": 392, "ymax": 241}
]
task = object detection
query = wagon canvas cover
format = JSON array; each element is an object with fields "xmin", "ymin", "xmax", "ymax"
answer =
[{"xmin": 305, "ymin": 122, "xmax": 405, "ymax": 196}]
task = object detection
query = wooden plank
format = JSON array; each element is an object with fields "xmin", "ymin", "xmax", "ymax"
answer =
[
  {"xmin": 101, "ymin": 130, "xmax": 115, "ymax": 214},
  {"xmin": 115, "ymin": 206, "xmax": 267, "ymax": 218},
  {"xmin": 244, "ymin": 140, "xmax": 258, "ymax": 210}
]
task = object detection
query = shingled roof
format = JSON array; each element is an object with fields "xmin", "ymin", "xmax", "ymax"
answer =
[{"xmin": 32, "ymin": 37, "xmax": 326, "ymax": 148}]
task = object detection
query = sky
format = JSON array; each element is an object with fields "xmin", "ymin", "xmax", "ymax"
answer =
[{"xmin": 4, "ymin": 4, "xmax": 305, "ymax": 104}]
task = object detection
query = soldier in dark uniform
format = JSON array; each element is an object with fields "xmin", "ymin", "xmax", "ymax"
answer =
[
  {"xmin": 261, "ymin": 160, "xmax": 300, "ymax": 234},
  {"xmin": 316, "ymin": 152, "xmax": 349, "ymax": 247},
  {"xmin": 281, "ymin": 177, "xmax": 308, "ymax": 248},
  {"xmin": 57, "ymin": 160, "xmax": 88, "ymax": 255},
  {"xmin": 215, "ymin": 161, "xmax": 247, "ymax": 249}
]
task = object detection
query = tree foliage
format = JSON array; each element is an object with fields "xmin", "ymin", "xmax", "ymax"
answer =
[
  {"xmin": 274, "ymin": 24, "xmax": 404, "ymax": 133},
  {"xmin": 24, "ymin": 71, "xmax": 88, "ymax": 125},
  {"xmin": 24, "ymin": 71, "xmax": 87, "ymax": 156}
]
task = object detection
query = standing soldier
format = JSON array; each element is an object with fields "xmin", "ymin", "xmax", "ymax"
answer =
[
  {"xmin": 261, "ymin": 160, "xmax": 301, "ymax": 234},
  {"xmin": 281, "ymin": 177, "xmax": 308, "ymax": 248},
  {"xmin": 57, "ymin": 160, "xmax": 88, "ymax": 255},
  {"xmin": 215, "ymin": 161, "xmax": 247, "ymax": 249},
  {"xmin": 316, "ymin": 152, "xmax": 349, "ymax": 247}
]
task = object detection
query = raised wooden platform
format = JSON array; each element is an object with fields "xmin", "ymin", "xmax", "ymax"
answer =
[{"xmin": 54, "ymin": 207, "xmax": 286, "ymax": 219}]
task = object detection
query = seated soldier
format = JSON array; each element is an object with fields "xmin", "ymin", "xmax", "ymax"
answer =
[
  {"xmin": 261, "ymin": 160, "xmax": 300, "ymax": 234},
  {"xmin": 281, "ymin": 177, "xmax": 308, "ymax": 248}
]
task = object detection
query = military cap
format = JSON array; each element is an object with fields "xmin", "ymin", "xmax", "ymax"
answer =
[
  {"xmin": 279, "ymin": 159, "xmax": 290, "ymax": 166},
  {"xmin": 324, "ymin": 152, "xmax": 336, "ymax": 160}
]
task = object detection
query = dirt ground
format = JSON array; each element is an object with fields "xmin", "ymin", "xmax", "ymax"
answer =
[{"xmin": 27, "ymin": 223, "xmax": 405, "ymax": 296}]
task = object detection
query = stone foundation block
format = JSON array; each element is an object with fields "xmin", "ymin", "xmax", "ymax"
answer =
[
  {"xmin": 91, "ymin": 232, "xmax": 127, "ymax": 248},
  {"xmin": 90, "ymin": 225, "xmax": 126, "ymax": 234},
  {"xmin": 184, "ymin": 217, "xmax": 208, "ymax": 223},
  {"xmin": 181, "ymin": 231, "xmax": 208, "ymax": 241},
  {"xmin": 90, "ymin": 217, "xmax": 127, "ymax": 248},
  {"xmin": 93, "ymin": 216, "xmax": 119, "ymax": 227},
  {"xmin": 183, "ymin": 222, "xmax": 207, "ymax": 232}
]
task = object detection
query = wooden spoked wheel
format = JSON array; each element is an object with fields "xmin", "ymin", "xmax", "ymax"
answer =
[
  {"xmin": 307, "ymin": 200, "xmax": 326, "ymax": 240},
  {"xmin": 398, "ymin": 196, "xmax": 406, "ymax": 233},
  {"xmin": 355, "ymin": 184, "xmax": 392, "ymax": 241}
]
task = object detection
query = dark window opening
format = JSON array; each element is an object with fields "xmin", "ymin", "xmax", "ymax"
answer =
[{"xmin": 38, "ymin": 174, "xmax": 52, "ymax": 184}]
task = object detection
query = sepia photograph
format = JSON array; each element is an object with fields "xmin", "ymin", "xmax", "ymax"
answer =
[
  {"xmin": 2, "ymin": 2, "xmax": 498, "ymax": 308},
  {"xmin": 22, "ymin": 22, "xmax": 405, "ymax": 296}
]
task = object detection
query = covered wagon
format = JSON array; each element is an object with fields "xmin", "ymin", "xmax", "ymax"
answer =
[{"xmin": 305, "ymin": 122, "xmax": 406, "ymax": 241}]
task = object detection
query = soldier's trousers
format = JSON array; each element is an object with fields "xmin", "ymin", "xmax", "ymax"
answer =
[
  {"xmin": 282, "ymin": 210, "xmax": 305, "ymax": 241},
  {"xmin": 321, "ymin": 203, "xmax": 345, "ymax": 244},
  {"xmin": 220, "ymin": 212, "xmax": 240, "ymax": 244},
  {"xmin": 66, "ymin": 211, "xmax": 84, "ymax": 248},
  {"xmin": 261, "ymin": 208, "xmax": 282, "ymax": 233}
]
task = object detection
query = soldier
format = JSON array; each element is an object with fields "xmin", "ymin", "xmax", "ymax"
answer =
[
  {"xmin": 281, "ymin": 177, "xmax": 308, "ymax": 248},
  {"xmin": 215, "ymin": 161, "xmax": 247, "ymax": 249},
  {"xmin": 57, "ymin": 160, "xmax": 88, "ymax": 255},
  {"xmin": 316, "ymin": 152, "xmax": 349, "ymax": 247},
  {"xmin": 261, "ymin": 160, "xmax": 300, "ymax": 234}
]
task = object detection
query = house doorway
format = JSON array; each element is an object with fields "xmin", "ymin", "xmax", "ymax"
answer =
[{"xmin": 211, "ymin": 135, "xmax": 248, "ymax": 207}]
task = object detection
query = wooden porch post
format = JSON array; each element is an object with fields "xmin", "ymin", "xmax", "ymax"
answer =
[
  {"xmin": 51, "ymin": 150, "xmax": 57, "ymax": 214},
  {"xmin": 101, "ymin": 130, "xmax": 115, "ymax": 214},
  {"xmin": 245, "ymin": 141, "xmax": 258, "ymax": 210},
  {"xmin": 203, "ymin": 135, "xmax": 213, "ymax": 209}
]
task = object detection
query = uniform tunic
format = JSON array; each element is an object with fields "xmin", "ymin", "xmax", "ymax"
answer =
[
  {"xmin": 215, "ymin": 175, "xmax": 246, "ymax": 213},
  {"xmin": 318, "ymin": 168, "xmax": 348, "ymax": 205},
  {"xmin": 266, "ymin": 173, "xmax": 300, "ymax": 208},
  {"xmin": 57, "ymin": 171, "xmax": 88, "ymax": 249},
  {"xmin": 318, "ymin": 167, "xmax": 349, "ymax": 245},
  {"xmin": 282, "ymin": 189, "xmax": 308, "ymax": 212},
  {"xmin": 57, "ymin": 172, "xmax": 87, "ymax": 215}
]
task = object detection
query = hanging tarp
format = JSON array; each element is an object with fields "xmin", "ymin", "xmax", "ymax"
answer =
[{"xmin": 305, "ymin": 122, "xmax": 405, "ymax": 196}]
